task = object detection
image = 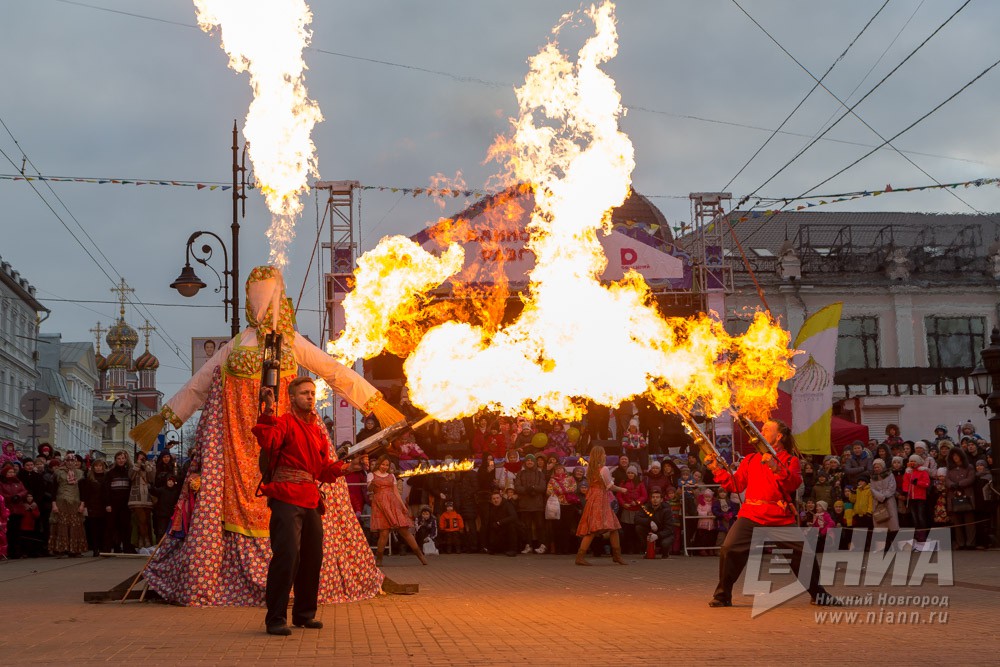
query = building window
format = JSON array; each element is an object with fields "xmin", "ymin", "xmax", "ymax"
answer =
[
  {"xmin": 836, "ymin": 316, "xmax": 880, "ymax": 371},
  {"xmin": 925, "ymin": 316, "xmax": 985, "ymax": 368}
]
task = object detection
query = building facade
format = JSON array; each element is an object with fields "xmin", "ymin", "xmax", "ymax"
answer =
[
  {"xmin": 37, "ymin": 334, "xmax": 101, "ymax": 456},
  {"xmin": 0, "ymin": 256, "xmax": 47, "ymax": 454},
  {"xmin": 720, "ymin": 211, "xmax": 995, "ymax": 444}
]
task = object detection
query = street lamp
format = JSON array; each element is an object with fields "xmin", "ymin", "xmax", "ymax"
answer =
[
  {"xmin": 105, "ymin": 397, "xmax": 136, "ymax": 456},
  {"xmin": 970, "ymin": 363, "xmax": 991, "ymax": 417},
  {"xmin": 978, "ymin": 326, "xmax": 1000, "ymax": 547},
  {"xmin": 170, "ymin": 120, "xmax": 248, "ymax": 339}
]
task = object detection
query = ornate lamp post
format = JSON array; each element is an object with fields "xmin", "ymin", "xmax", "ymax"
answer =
[
  {"xmin": 170, "ymin": 121, "xmax": 248, "ymax": 339},
  {"xmin": 970, "ymin": 364, "xmax": 991, "ymax": 417},
  {"xmin": 978, "ymin": 327, "xmax": 1000, "ymax": 546},
  {"xmin": 105, "ymin": 396, "xmax": 137, "ymax": 456}
]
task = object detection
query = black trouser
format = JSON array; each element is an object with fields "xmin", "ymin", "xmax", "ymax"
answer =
[
  {"xmin": 519, "ymin": 510, "xmax": 544, "ymax": 549},
  {"xmin": 460, "ymin": 513, "xmax": 478, "ymax": 552},
  {"xmin": 713, "ymin": 517, "xmax": 825, "ymax": 603},
  {"xmin": 108, "ymin": 505, "xmax": 134, "ymax": 553},
  {"xmin": 6, "ymin": 514, "xmax": 22, "ymax": 558},
  {"xmin": 153, "ymin": 514, "xmax": 172, "ymax": 542},
  {"xmin": 486, "ymin": 522, "xmax": 518, "ymax": 554},
  {"xmin": 265, "ymin": 498, "xmax": 323, "ymax": 628},
  {"xmin": 636, "ymin": 524, "xmax": 674, "ymax": 556},
  {"xmin": 85, "ymin": 515, "xmax": 107, "ymax": 555},
  {"xmin": 909, "ymin": 499, "xmax": 928, "ymax": 541},
  {"xmin": 440, "ymin": 531, "xmax": 461, "ymax": 552}
]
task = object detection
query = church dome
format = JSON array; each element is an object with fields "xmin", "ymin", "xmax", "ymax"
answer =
[
  {"xmin": 135, "ymin": 349, "xmax": 160, "ymax": 371},
  {"xmin": 105, "ymin": 348, "xmax": 131, "ymax": 369},
  {"xmin": 107, "ymin": 318, "xmax": 139, "ymax": 351},
  {"xmin": 95, "ymin": 350, "xmax": 108, "ymax": 372}
]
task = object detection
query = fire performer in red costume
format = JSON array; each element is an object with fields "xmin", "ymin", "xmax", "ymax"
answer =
[
  {"xmin": 253, "ymin": 377, "xmax": 366, "ymax": 636},
  {"xmin": 705, "ymin": 420, "xmax": 837, "ymax": 608}
]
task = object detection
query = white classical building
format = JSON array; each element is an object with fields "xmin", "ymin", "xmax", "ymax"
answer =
[
  {"xmin": 37, "ymin": 334, "xmax": 102, "ymax": 456},
  {"xmin": 722, "ymin": 211, "xmax": 994, "ymax": 444},
  {"xmin": 0, "ymin": 256, "xmax": 47, "ymax": 453}
]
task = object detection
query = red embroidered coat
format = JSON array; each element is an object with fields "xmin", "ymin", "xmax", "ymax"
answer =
[
  {"xmin": 713, "ymin": 451, "xmax": 801, "ymax": 526},
  {"xmin": 252, "ymin": 413, "xmax": 350, "ymax": 509}
]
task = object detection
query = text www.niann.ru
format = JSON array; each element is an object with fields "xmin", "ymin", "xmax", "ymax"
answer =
[{"xmin": 815, "ymin": 610, "xmax": 950, "ymax": 625}]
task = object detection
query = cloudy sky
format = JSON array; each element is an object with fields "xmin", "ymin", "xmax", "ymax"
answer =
[{"xmin": 3, "ymin": 0, "xmax": 999, "ymax": 396}]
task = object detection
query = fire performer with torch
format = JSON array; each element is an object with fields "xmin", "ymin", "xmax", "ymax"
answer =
[
  {"xmin": 128, "ymin": 265, "xmax": 405, "ymax": 608},
  {"xmin": 704, "ymin": 419, "xmax": 838, "ymax": 608}
]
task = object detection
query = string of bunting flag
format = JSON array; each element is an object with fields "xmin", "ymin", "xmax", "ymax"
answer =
[
  {"xmin": 0, "ymin": 172, "xmax": 494, "ymax": 199},
  {"xmin": 669, "ymin": 176, "xmax": 1000, "ymax": 235},
  {"xmin": 739, "ymin": 176, "xmax": 1000, "ymax": 221}
]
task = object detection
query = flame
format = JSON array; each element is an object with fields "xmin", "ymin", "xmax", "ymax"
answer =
[
  {"xmin": 398, "ymin": 458, "xmax": 476, "ymax": 479},
  {"xmin": 194, "ymin": 0, "xmax": 323, "ymax": 268},
  {"xmin": 326, "ymin": 236, "xmax": 465, "ymax": 361},
  {"xmin": 313, "ymin": 377, "xmax": 331, "ymax": 410},
  {"xmin": 330, "ymin": 2, "xmax": 795, "ymax": 426}
]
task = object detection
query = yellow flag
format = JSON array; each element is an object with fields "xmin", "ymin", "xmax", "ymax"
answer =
[{"xmin": 791, "ymin": 302, "xmax": 842, "ymax": 455}]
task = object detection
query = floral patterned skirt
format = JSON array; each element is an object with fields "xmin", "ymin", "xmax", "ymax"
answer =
[{"xmin": 49, "ymin": 499, "xmax": 88, "ymax": 555}]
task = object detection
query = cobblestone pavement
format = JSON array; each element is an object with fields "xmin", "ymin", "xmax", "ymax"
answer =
[{"xmin": 1, "ymin": 548, "xmax": 998, "ymax": 665}]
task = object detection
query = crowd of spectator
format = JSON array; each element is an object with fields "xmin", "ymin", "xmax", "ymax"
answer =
[
  {"xmin": 2, "ymin": 413, "xmax": 996, "ymax": 564},
  {"xmin": 0, "ymin": 443, "xmax": 183, "ymax": 560},
  {"xmin": 348, "ymin": 413, "xmax": 998, "ymax": 559}
]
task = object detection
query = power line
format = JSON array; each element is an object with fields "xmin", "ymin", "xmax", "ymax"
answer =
[
  {"xmin": 721, "ymin": 0, "xmax": 890, "ymax": 193},
  {"xmin": 0, "ymin": 119, "xmax": 190, "ymax": 366},
  {"xmin": 798, "ymin": 55, "xmax": 1000, "ymax": 197},
  {"xmin": 744, "ymin": 0, "xmax": 973, "ymax": 199}
]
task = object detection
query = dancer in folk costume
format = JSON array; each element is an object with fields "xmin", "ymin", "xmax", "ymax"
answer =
[{"xmin": 130, "ymin": 265, "xmax": 404, "ymax": 606}]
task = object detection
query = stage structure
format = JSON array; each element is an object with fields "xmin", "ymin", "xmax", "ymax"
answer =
[{"xmin": 316, "ymin": 180, "xmax": 362, "ymax": 447}]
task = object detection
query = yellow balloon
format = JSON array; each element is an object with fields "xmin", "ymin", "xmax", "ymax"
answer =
[
  {"xmin": 567, "ymin": 427, "xmax": 581, "ymax": 443},
  {"xmin": 530, "ymin": 433, "xmax": 549, "ymax": 449}
]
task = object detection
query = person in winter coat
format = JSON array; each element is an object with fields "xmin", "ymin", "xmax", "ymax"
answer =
[
  {"xmin": 635, "ymin": 488, "xmax": 675, "ymax": 558},
  {"xmin": 932, "ymin": 424, "xmax": 950, "ymax": 445},
  {"xmin": 882, "ymin": 424, "xmax": 904, "ymax": 451},
  {"xmin": 150, "ymin": 475, "xmax": 182, "ymax": 541},
  {"xmin": 945, "ymin": 448, "xmax": 977, "ymax": 549},
  {"xmin": 102, "ymin": 450, "xmax": 134, "ymax": 554},
  {"xmin": 154, "ymin": 451, "xmax": 177, "ymax": 489},
  {"xmin": 49, "ymin": 455, "xmax": 88, "ymax": 557},
  {"xmin": 615, "ymin": 464, "xmax": 648, "ymax": 555},
  {"xmin": 129, "ymin": 451, "xmax": 156, "ymax": 549},
  {"xmin": 844, "ymin": 441, "xmax": 873, "ymax": 487},
  {"xmin": 812, "ymin": 500, "xmax": 836, "ymax": 551},
  {"xmin": 414, "ymin": 505, "xmax": 439, "ymax": 553},
  {"xmin": 545, "ymin": 463, "xmax": 577, "ymax": 555},
  {"xmin": 0, "ymin": 463, "xmax": 28, "ymax": 558},
  {"xmin": 810, "ymin": 473, "xmax": 835, "ymax": 507},
  {"xmin": 913, "ymin": 441, "xmax": 937, "ymax": 474},
  {"xmin": 436, "ymin": 501, "xmax": 462, "ymax": 554},
  {"xmin": 80, "ymin": 459, "xmax": 108, "ymax": 557},
  {"xmin": 514, "ymin": 454, "xmax": 547, "ymax": 553},
  {"xmin": 483, "ymin": 490, "xmax": 519, "ymax": 556},
  {"xmin": 902, "ymin": 454, "xmax": 931, "ymax": 541},
  {"xmin": 973, "ymin": 460, "xmax": 995, "ymax": 549},
  {"xmin": 471, "ymin": 420, "xmax": 490, "ymax": 458},
  {"xmin": 642, "ymin": 460, "xmax": 671, "ymax": 498},
  {"xmin": 869, "ymin": 458, "xmax": 899, "ymax": 538},
  {"xmin": 621, "ymin": 418, "xmax": 649, "ymax": 469}
]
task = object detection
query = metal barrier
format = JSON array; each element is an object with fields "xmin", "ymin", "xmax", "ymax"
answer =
[{"xmin": 680, "ymin": 483, "xmax": 727, "ymax": 557}]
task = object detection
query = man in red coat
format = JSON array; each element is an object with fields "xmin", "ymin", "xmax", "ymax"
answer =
[
  {"xmin": 705, "ymin": 420, "xmax": 836, "ymax": 608},
  {"xmin": 253, "ymin": 376, "xmax": 366, "ymax": 636}
]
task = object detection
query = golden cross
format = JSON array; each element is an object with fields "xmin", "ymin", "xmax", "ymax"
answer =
[
  {"xmin": 138, "ymin": 319, "xmax": 156, "ymax": 352},
  {"xmin": 110, "ymin": 278, "xmax": 134, "ymax": 320},
  {"xmin": 90, "ymin": 322, "xmax": 106, "ymax": 353}
]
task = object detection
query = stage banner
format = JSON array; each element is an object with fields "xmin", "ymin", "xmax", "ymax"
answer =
[{"xmin": 791, "ymin": 302, "xmax": 843, "ymax": 456}]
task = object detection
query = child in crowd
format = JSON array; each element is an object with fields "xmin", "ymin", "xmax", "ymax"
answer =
[
  {"xmin": 19, "ymin": 493, "xmax": 42, "ymax": 557},
  {"xmin": 437, "ymin": 501, "xmax": 464, "ymax": 554},
  {"xmin": 809, "ymin": 500, "xmax": 837, "ymax": 538},
  {"xmin": 800, "ymin": 499, "xmax": 816, "ymax": 527},
  {"xmin": 414, "ymin": 505, "xmax": 439, "ymax": 555}
]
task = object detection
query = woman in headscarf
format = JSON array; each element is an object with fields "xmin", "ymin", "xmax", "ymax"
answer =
[
  {"xmin": 130, "ymin": 266, "xmax": 404, "ymax": 606},
  {"xmin": 48, "ymin": 454, "xmax": 88, "ymax": 557}
]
